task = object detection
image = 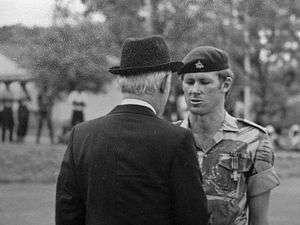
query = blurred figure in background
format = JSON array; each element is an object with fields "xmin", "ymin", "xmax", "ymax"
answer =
[
  {"xmin": 289, "ymin": 124, "xmax": 300, "ymax": 150},
  {"xmin": 16, "ymin": 82, "xmax": 31, "ymax": 143},
  {"xmin": 1, "ymin": 82, "xmax": 15, "ymax": 142},
  {"xmin": 68, "ymin": 84, "xmax": 87, "ymax": 127},
  {"xmin": 163, "ymin": 92, "xmax": 178, "ymax": 121},
  {"xmin": 177, "ymin": 94, "xmax": 188, "ymax": 120},
  {"xmin": 0, "ymin": 90, "xmax": 3, "ymax": 132},
  {"xmin": 36, "ymin": 85, "xmax": 54, "ymax": 144},
  {"xmin": 56, "ymin": 85, "xmax": 87, "ymax": 144}
]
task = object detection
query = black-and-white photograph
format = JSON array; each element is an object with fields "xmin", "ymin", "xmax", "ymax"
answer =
[{"xmin": 0, "ymin": 1, "xmax": 299, "ymax": 225}]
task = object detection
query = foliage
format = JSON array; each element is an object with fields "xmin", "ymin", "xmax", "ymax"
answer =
[
  {"xmin": 0, "ymin": 25, "xmax": 45, "ymax": 65},
  {"xmin": 24, "ymin": 23, "xmax": 116, "ymax": 97},
  {"xmin": 0, "ymin": 23, "xmax": 117, "ymax": 99}
]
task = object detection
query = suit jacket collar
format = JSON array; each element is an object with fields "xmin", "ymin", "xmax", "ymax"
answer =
[
  {"xmin": 109, "ymin": 104, "xmax": 157, "ymax": 117},
  {"xmin": 121, "ymin": 98, "xmax": 156, "ymax": 114}
]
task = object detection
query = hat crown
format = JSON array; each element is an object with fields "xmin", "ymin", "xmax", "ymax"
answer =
[
  {"xmin": 183, "ymin": 46, "xmax": 228, "ymax": 64},
  {"xmin": 120, "ymin": 36, "xmax": 170, "ymax": 68},
  {"xmin": 109, "ymin": 35, "xmax": 183, "ymax": 76}
]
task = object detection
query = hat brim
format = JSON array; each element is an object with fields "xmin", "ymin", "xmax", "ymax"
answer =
[{"xmin": 109, "ymin": 61, "xmax": 183, "ymax": 76}]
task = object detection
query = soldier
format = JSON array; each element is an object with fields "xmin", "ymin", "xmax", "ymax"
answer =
[
  {"xmin": 68, "ymin": 84, "xmax": 87, "ymax": 127},
  {"xmin": 176, "ymin": 46, "xmax": 280, "ymax": 225}
]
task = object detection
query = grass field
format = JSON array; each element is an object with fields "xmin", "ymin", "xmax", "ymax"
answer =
[
  {"xmin": 1, "ymin": 178, "xmax": 299, "ymax": 225},
  {"xmin": 0, "ymin": 143, "xmax": 65, "ymax": 183},
  {"xmin": 0, "ymin": 143, "xmax": 299, "ymax": 225}
]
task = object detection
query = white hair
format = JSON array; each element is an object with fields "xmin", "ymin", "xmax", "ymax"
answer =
[{"xmin": 117, "ymin": 71, "xmax": 171, "ymax": 95}]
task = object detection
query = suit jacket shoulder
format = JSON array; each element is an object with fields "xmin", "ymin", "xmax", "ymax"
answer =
[{"xmin": 73, "ymin": 111, "xmax": 192, "ymax": 149}]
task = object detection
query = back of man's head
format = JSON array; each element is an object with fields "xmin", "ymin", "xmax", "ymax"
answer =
[
  {"xmin": 117, "ymin": 71, "xmax": 171, "ymax": 96},
  {"xmin": 117, "ymin": 70, "xmax": 172, "ymax": 116}
]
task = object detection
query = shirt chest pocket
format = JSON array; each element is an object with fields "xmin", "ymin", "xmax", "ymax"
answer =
[{"xmin": 215, "ymin": 153, "xmax": 252, "ymax": 195}]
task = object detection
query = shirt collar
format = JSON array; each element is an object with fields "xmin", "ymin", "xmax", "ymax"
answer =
[
  {"xmin": 180, "ymin": 116, "xmax": 189, "ymax": 129},
  {"xmin": 222, "ymin": 111, "xmax": 239, "ymax": 132},
  {"xmin": 180, "ymin": 111, "xmax": 239, "ymax": 132},
  {"xmin": 121, "ymin": 98, "xmax": 156, "ymax": 115}
]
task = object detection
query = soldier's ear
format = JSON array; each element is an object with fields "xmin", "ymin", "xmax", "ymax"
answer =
[{"xmin": 221, "ymin": 76, "xmax": 233, "ymax": 93}]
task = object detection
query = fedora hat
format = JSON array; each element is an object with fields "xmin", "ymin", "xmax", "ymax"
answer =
[{"xmin": 109, "ymin": 36, "xmax": 183, "ymax": 76}]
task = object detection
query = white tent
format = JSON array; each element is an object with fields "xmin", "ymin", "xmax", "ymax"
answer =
[
  {"xmin": 0, "ymin": 53, "xmax": 37, "ymax": 110},
  {"xmin": 0, "ymin": 53, "xmax": 33, "ymax": 82}
]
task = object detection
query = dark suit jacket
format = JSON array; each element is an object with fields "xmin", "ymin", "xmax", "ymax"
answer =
[{"xmin": 56, "ymin": 104, "xmax": 209, "ymax": 225}]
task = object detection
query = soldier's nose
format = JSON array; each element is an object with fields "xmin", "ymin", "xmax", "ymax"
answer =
[{"xmin": 190, "ymin": 83, "xmax": 203, "ymax": 94}]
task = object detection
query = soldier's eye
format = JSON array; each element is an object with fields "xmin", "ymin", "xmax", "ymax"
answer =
[
  {"xmin": 185, "ymin": 79, "xmax": 195, "ymax": 85},
  {"xmin": 199, "ymin": 79, "xmax": 210, "ymax": 85}
]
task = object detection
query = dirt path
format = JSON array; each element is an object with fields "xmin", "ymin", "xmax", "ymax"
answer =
[{"xmin": 0, "ymin": 178, "xmax": 299, "ymax": 225}]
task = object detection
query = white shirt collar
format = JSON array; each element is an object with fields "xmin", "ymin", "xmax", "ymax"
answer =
[{"xmin": 121, "ymin": 98, "xmax": 156, "ymax": 114}]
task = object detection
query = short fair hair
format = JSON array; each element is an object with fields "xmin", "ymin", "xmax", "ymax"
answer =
[{"xmin": 117, "ymin": 71, "xmax": 171, "ymax": 95}]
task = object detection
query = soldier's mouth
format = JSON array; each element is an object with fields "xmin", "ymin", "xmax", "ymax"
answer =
[{"xmin": 190, "ymin": 99, "xmax": 204, "ymax": 104}]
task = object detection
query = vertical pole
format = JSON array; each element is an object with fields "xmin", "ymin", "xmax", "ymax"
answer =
[
  {"xmin": 231, "ymin": 0, "xmax": 251, "ymax": 119},
  {"xmin": 144, "ymin": 0, "xmax": 153, "ymax": 34},
  {"xmin": 243, "ymin": 13, "xmax": 251, "ymax": 120},
  {"xmin": 243, "ymin": 85, "xmax": 251, "ymax": 119}
]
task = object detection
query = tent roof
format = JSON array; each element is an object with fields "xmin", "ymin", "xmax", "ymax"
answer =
[{"xmin": 0, "ymin": 53, "xmax": 33, "ymax": 82}]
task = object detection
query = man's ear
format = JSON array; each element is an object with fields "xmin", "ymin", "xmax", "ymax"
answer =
[
  {"xmin": 221, "ymin": 76, "xmax": 233, "ymax": 93},
  {"xmin": 159, "ymin": 74, "xmax": 170, "ymax": 93}
]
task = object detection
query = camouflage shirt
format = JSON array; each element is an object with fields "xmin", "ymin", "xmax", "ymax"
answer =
[{"xmin": 178, "ymin": 112, "xmax": 280, "ymax": 225}]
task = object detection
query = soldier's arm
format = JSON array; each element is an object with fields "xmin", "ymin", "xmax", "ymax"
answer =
[
  {"xmin": 247, "ymin": 133, "xmax": 279, "ymax": 225},
  {"xmin": 248, "ymin": 190, "xmax": 271, "ymax": 225}
]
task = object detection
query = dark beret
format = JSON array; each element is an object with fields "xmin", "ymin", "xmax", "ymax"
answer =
[{"xmin": 178, "ymin": 46, "xmax": 230, "ymax": 75}]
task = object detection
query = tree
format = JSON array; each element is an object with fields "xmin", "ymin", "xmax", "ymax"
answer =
[
  {"xmin": 232, "ymin": 0, "xmax": 300, "ymax": 126},
  {"xmin": 22, "ymin": 23, "xmax": 117, "ymax": 98},
  {"xmin": 0, "ymin": 23, "xmax": 118, "ymax": 100}
]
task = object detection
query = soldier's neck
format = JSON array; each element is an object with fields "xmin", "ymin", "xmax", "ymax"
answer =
[{"xmin": 189, "ymin": 108, "xmax": 225, "ymax": 138}]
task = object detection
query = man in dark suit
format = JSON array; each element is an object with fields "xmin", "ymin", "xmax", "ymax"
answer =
[{"xmin": 56, "ymin": 36, "xmax": 209, "ymax": 225}]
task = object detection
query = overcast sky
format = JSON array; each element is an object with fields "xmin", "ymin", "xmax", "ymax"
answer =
[{"xmin": 0, "ymin": 0, "xmax": 55, "ymax": 27}]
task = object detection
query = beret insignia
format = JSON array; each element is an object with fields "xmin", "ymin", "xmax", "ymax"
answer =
[{"xmin": 195, "ymin": 61, "xmax": 204, "ymax": 69}]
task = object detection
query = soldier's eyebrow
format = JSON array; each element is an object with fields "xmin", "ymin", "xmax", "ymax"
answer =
[
  {"xmin": 196, "ymin": 77, "xmax": 213, "ymax": 82},
  {"xmin": 184, "ymin": 77, "xmax": 195, "ymax": 82}
]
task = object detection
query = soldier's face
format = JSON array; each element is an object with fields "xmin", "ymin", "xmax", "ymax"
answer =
[{"xmin": 182, "ymin": 72, "xmax": 225, "ymax": 115}]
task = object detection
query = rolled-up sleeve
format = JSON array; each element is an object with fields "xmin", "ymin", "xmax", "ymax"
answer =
[{"xmin": 247, "ymin": 134, "xmax": 280, "ymax": 197}]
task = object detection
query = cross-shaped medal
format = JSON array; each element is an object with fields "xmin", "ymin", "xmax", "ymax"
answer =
[{"xmin": 231, "ymin": 153, "xmax": 239, "ymax": 181}]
